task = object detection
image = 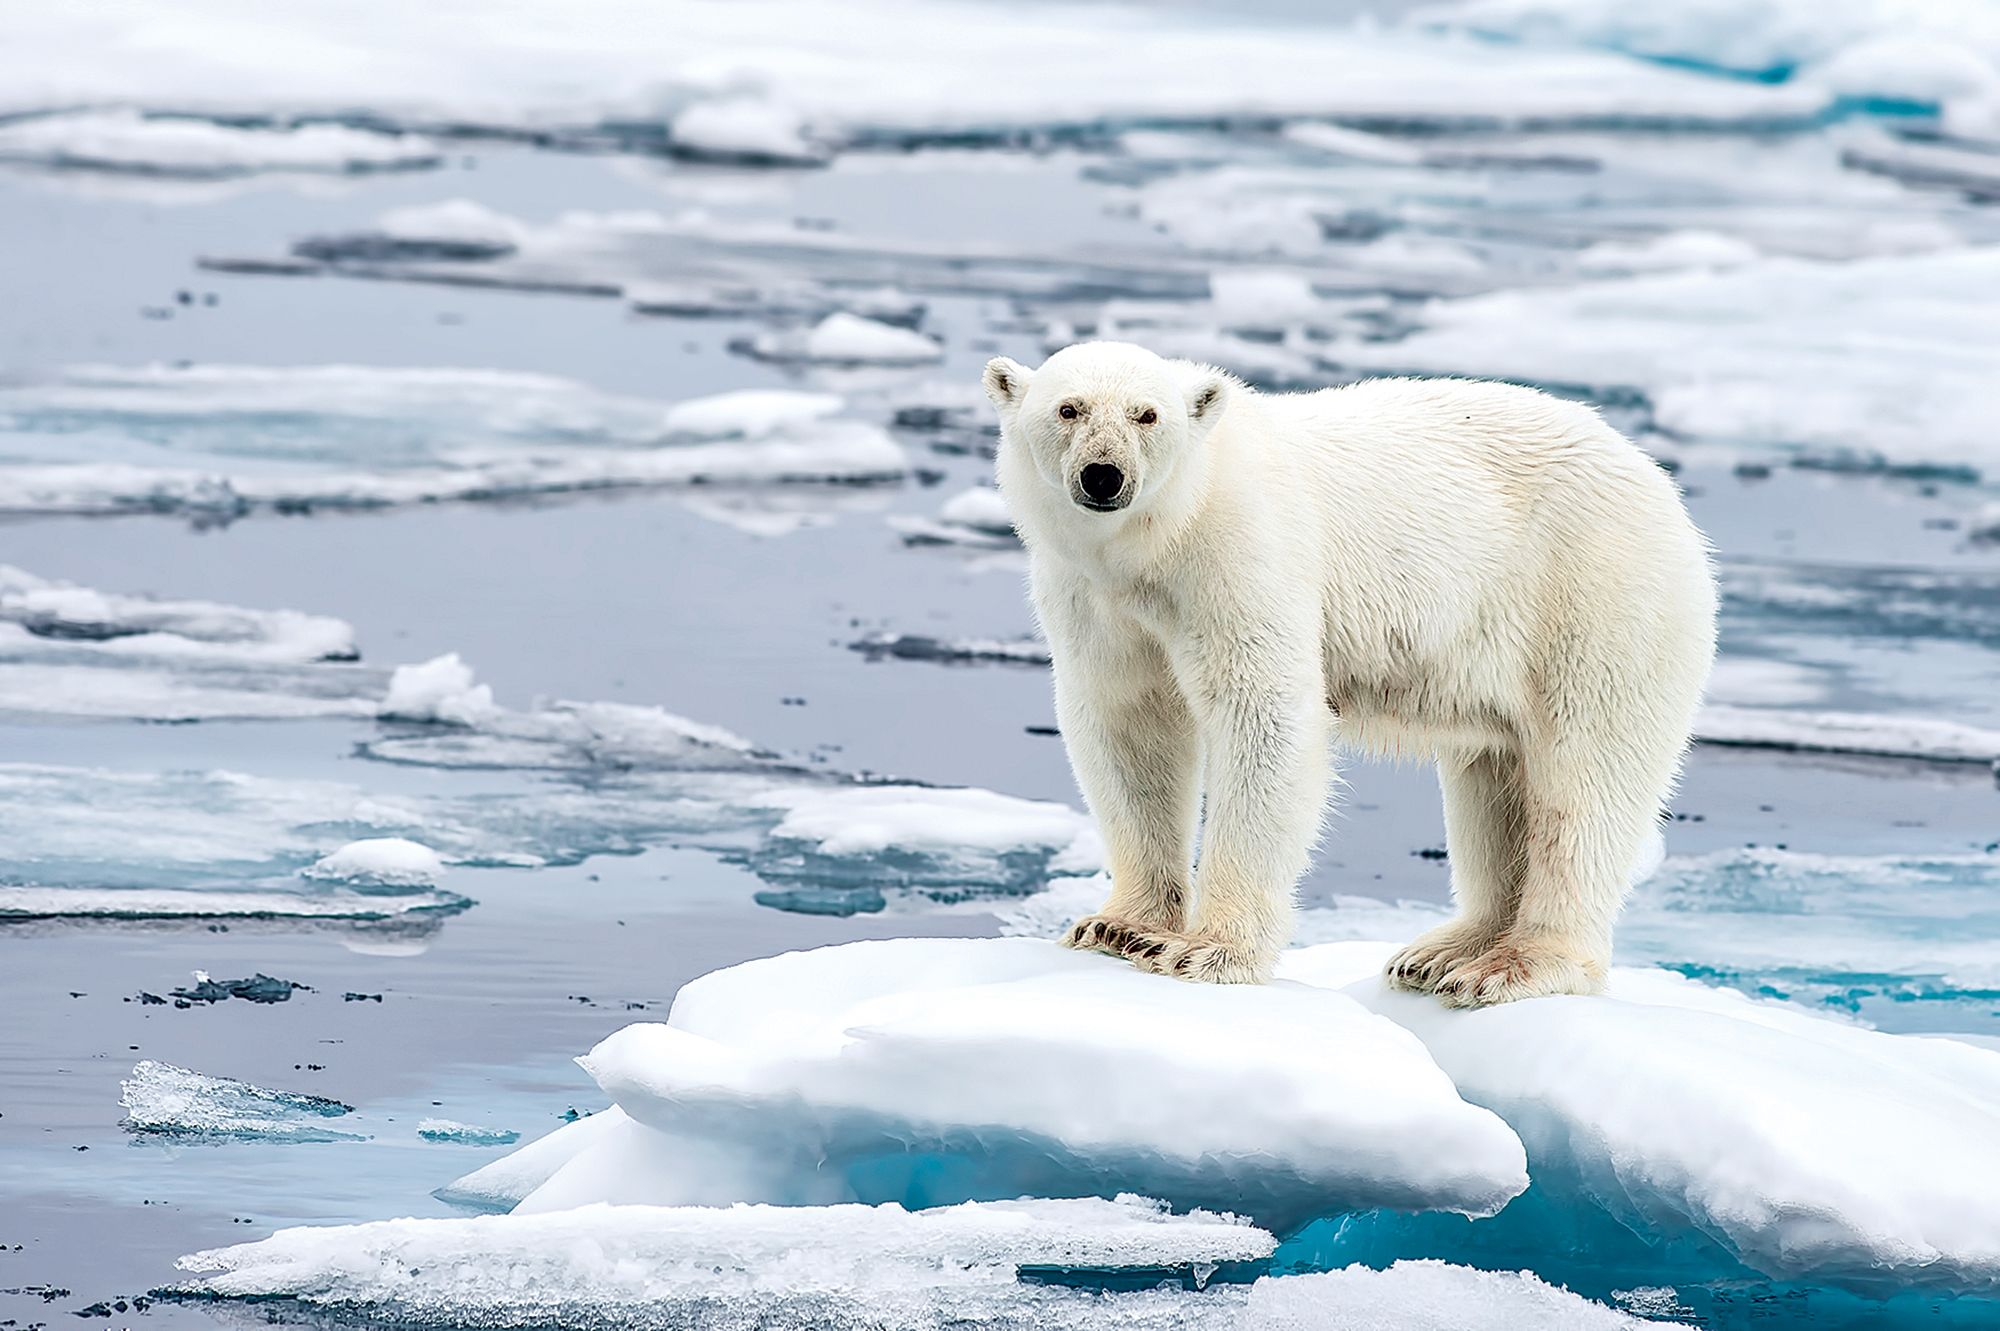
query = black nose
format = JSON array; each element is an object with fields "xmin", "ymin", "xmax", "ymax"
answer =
[{"xmin": 1079, "ymin": 463, "xmax": 1124, "ymax": 504}]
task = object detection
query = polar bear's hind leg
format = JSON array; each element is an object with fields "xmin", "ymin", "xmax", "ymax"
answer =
[{"xmin": 1385, "ymin": 747, "xmax": 1529, "ymax": 993}]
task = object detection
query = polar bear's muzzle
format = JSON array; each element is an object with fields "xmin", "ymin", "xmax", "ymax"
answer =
[{"xmin": 1073, "ymin": 462, "xmax": 1130, "ymax": 512}]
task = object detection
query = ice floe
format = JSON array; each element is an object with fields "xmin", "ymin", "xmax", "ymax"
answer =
[
  {"xmin": 418, "ymin": 1119, "xmax": 522, "ymax": 1147},
  {"xmin": 302, "ymin": 838, "xmax": 448, "ymax": 889},
  {"xmin": 0, "ymin": 109, "xmax": 440, "ymax": 177},
  {"xmin": 121, "ymin": 1060, "xmax": 362, "ymax": 1143},
  {"xmin": 0, "ymin": 364, "xmax": 906, "ymax": 519},
  {"xmin": 1698, "ymin": 703, "xmax": 2000, "ymax": 764},
  {"xmin": 0, "ymin": 884, "xmax": 467, "ymax": 924},
  {"xmin": 1329, "ymin": 247, "xmax": 2000, "ymax": 478},
  {"xmin": 887, "ymin": 484, "xmax": 1020, "ymax": 548},
  {"xmin": 743, "ymin": 313, "xmax": 944, "ymax": 367},
  {"xmin": 0, "ymin": 564, "xmax": 355, "ymax": 662},
  {"xmin": 1, "ymin": 1, "xmax": 1826, "ymax": 161},
  {"xmin": 496, "ymin": 938, "xmax": 1526, "ymax": 1226},
  {"xmin": 1284, "ymin": 943, "xmax": 2000, "ymax": 1294},
  {"xmin": 1441, "ymin": 0, "xmax": 2000, "ymax": 129},
  {"xmin": 850, "ymin": 632, "xmax": 1050, "ymax": 667},
  {"xmin": 173, "ymin": 1196, "xmax": 1279, "ymax": 1327}
]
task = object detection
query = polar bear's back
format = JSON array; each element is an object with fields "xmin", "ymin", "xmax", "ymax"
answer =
[{"xmin": 1227, "ymin": 375, "xmax": 1714, "ymax": 749}]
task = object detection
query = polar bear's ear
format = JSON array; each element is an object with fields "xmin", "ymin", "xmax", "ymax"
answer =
[
  {"xmin": 1184, "ymin": 372, "xmax": 1231, "ymax": 434},
  {"xmin": 982, "ymin": 357, "xmax": 1032, "ymax": 411}
]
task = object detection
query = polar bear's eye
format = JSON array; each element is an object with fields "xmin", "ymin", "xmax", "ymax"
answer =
[
  {"xmin": 1136, "ymin": 408, "xmax": 1158, "ymax": 425},
  {"xmin": 1058, "ymin": 404, "xmax": 1079, "ymax": 420}
]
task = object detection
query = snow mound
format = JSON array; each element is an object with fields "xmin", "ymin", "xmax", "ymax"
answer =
[
  {"xmin": 121, "ymin": 1060, "xmax": 362, "ymax": 1142},
  {"xmin": 502, "ymin": 938, "xmax": 1526, "ymax": 1227},
  {"xmin": 888, "ymin": 485, "xmax": 1022, "ymax": 548},
  {"xmin": 303, "ymin": 838, "xmax": 447, "ymax": 889},
  {"xmin": 1283, "ymin": 944, "xmax": 2000, "ymax": 1294},
  {"xmin": 0, "ymin": 110, "xmax": 439, "ymax": 176},
  {"xmin": 747, "ymin": 313, "xmax": 944, "ymax": 366}
]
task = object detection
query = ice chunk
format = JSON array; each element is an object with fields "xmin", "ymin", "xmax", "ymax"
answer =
[
  {"xmin": 516, "ymin": 938, "xmax": 1525, "ymax": 1226},
  {"xmin": 302, "ymin": 838, "xmax": 447, "ymax": 890},
  {"xmin": 0, "ymin": 565, "xmax": 372, "ymax": 722},
  {"xmin": 660, "ymin": 389, "xmax": 843, "ymax": 438},
  {"xmin": 175, "ymin": 1196, "xmax": 1276, "ymax": 1326},
  {"xmin": 850, "ymin": 632, "xmax": 1051, "ymax": 667},
  {"xmin": 1241, "ymin": 1260, "xmax": 1645, "ymax": 1329},
  {"xmin": 743, "ymin": 786, "xmax": 1102, "ymax": 907},
  {"xmin": 888, "ymin": 485, "xmax": 1022, "ymax": 548},
  {"xmin": 746, "ymin": 313, "xmax": 944, "ymax": 366},
  {"xmin": 1207, "ymin": 269, "xmax": 1327, "ymax": 325},
  {"xmin": 1282, "ymin": 944, "xmax": 2000, "ymax": 1294},
  {"xmin": 670, "ymin": 97, "xmax": 824, "ymax": 165},
  {"xmin": 417, "ymin": 1119, "xmax": 521, "ymax": 1147},
  {"xmin": 0, "ymin": 565, "xmax": 355, "ymax": 662},
  {"xmin": 0, "ymin": 110, "xmax": 439, "ymax": 177},
  {"xmin": 379, "ymin": 653, "xmax": 496, "ymax": 725},
  {"xmin": 121, "ymin": 1060, "xmax": 362, "ymax": 1142}
]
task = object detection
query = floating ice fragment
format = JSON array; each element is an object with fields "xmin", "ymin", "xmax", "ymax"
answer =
[
  {"xmin": 171, "ymin": 972, "xmax": 308, "ymax": 1004},
  {"xmin": 1697, "ymin": 703, "xmax": 2000, "ymax": 764},
  {"xmin": 173, "ymin": 1196, "xmax": 1279, "ymax": 1327},
  {"xmin": 660, "ymin": 389, "xmax": 843, "ymax": 438},
  {"xmin": 747, "ymin": 313, "xmax": 945, "ymax": 366},
  {"xmin": 0, "ymin": 885, "xmax": 470, "ymax": 922},
  {"xmin": 437, "ymin": 1107, "xmax": 634, "ymax": 1211},
  {"xmin": 379, "ymin": 654, "xmax": 496, "ymax": 726},
  {"xmin": 0, "ymin": 363, "xmax": 906, "ymax": 519},
  {"xmin": 0, "ymin": 110, "xmax": 440, "ymax": 177},
  {"xmin": 888, "ymin": 485, "xmax": 1022, "ymax": 548},
  {"xmin": 849, "ymin": 632, "xmax": 1050, "ymax": 666},
  {"xmin": 417, "ymin": 1119, "xmax": 521, "ymax": 1147},
  {"xmin": 0, "ymin": 565, "xmax": 356, "ymax": 663},
  {"xmin": 519, "ymin": 938, "xmax": 1526, "ymax": 1226},
  {"xmin": 745, "ymin": 786, "xmax": 1102, "ymax": 905},
  {"xmin": 122, "ymin": 1060, "xmax": 361, "ymax": 1142},
  {"xmin": 302, "ymin": 838, "xmax": 447, "ymax": 890},
  {"xmin": 670, "ymin": 97, "xmax": 824, "ymax": 165},
  {"xmin": 1283, "ymin": 943, "xmax": 2000, "ymax": 1294}
]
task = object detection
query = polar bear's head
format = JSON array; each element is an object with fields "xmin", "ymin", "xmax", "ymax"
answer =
[{"xmin": 981, "ymin": 341, "xmax": 1231, "ymax": 517}]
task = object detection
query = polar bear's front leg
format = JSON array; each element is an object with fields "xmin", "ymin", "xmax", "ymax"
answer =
[
  {"xmin": 1125, "ymin": 632, "xmax": 1331, "ymax": 984},
  {"xmin": 1036, "ymin": 578, "xmax": 1201, "ymax": 952}
]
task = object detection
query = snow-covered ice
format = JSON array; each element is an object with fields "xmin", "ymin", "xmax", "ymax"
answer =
[
  {"xmin": 173, "ymin": 1202, "xmax": 1648, "ymax": 1330},
  {"xmin": 418, "ymin": 1119, "xmax": 522, "ymax": 1147},
  {"xmin": 303, "ymin": 838, "xmax": 448, "ymax": 890},
  {"xmin": 0, "ymin": 110, "xmax": 440, "ymax": 177},
  {"xmin": 1698, "ymin": 703, "xmax": 2000, "ymax": 764},
  {"xmin": 494, "ymin": 938, "xmax": 1527, "ymax": 1226},
  {"xmin": 0, "ymin": 884, "xmax": 469, "ymax": 924},
  {"xmin": 0, "ymin": 364, "xmax": 907, "ymax": 519},
  {"xmin": 1283, "ymin": 943, "xmax": 2000, "ymax": 1294},
  {"xmin": 0, "ymin": 1, "xmax": 1826, "ymax": 156},
  {"xmin": 0, "ymin": 565, "xmax": 355, "ymax": 662},
  {"xmin": 745, "ymin": 314, "xmax": 944, "ymax": 366},
  {"xmin": 888, "ymin": 485, "xmax": 1022, "ymax": 549},
  {"xmin": 1329, "ymin": 247, "xmax": 2000, "ymax": 478},
  {"xmin": 121, "ymin": 1060, "xmax": 363, "ymax": 1143}
]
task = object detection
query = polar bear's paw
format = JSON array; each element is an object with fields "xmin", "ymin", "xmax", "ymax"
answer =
[
  {"xmin": 1117, "ymin": 930, "xmax": 1273, "ymax": 985},
  {"xmin": 1383, "ymin": 920, "xmax": 1497, "ymax": 993},
  {"xmin": 1061, "ymin": 913, "xmax": 1155, "ymax": 957},
  {"xmin": 1431, "ymin": 936, "xmax": 1605, "ymax": 1008}
]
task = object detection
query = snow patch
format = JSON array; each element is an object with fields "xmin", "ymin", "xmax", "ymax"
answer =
[{"xmin": 302, "ymin": 838, "xmax": 447, "ymax": 889}]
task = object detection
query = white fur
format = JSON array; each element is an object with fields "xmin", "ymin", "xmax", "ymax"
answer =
[{"xmin": 984, "ymin": 342, "xmax": 1716, "ymax": 1001}]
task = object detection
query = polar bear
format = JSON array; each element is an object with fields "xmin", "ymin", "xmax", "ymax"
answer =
[{"xmin": 983, "ymin": 341, "xmax": 1715, "ymax": 1004}]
